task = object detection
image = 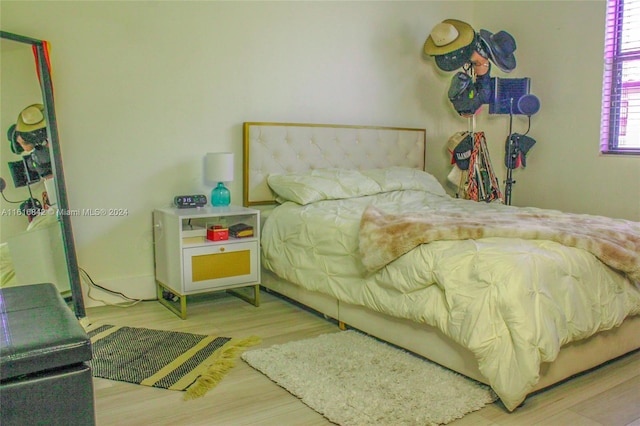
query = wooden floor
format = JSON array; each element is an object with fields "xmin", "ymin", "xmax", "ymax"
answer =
[{"xmin": 87, "ymin": 289, "xmax": 640, "ymax": 426}]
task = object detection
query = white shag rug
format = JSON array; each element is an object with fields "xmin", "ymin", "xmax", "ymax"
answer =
[{"xmin": 242, "ymin": 330, "xmax": 496, "ymax": 426}]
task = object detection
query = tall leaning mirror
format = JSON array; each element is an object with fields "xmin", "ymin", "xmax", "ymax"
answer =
[{"xmin": 1, "ymin": 31, "xmax": 85, "ymax": 318}]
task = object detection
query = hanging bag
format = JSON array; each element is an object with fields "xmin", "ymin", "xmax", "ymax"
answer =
[{"xmin": 466, "ymin": 132, "xmax": 503, "ymax": 203}]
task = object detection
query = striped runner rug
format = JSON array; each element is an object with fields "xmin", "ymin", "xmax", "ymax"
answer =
[{"xmin": 86, "ymin": 324, "xmax": 260, "ymax": 399}]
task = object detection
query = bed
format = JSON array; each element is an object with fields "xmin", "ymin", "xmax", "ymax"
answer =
[{"xmin": 242, "ymin": 121, "xmax": 640, "ymax": 411}]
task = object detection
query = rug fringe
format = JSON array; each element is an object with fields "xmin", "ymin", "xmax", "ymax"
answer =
[{"xmin": 183, "ymin": 335, "xmax": 261, "ymax": 400}]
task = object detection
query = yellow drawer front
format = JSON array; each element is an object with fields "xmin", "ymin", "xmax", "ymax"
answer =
[{"xmin": 191, "ymin": 250, "xmax": 250, "ymax": 282}]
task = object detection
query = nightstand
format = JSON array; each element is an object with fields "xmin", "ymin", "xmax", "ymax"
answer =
[{"xmin": 152, "ymin": 205, "xmax": 260, "ymax": 319}]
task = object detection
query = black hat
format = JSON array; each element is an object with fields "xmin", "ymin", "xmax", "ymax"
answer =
[
  {"xmin": 30, "ymin": 145, "xmax": 52, "ymax": 177},
  {"xmin": 434, "ymin": 43, "xmax": 475, "ymax": 72},
  {"xmin": 505, "ymin": 133, "xmax": 536, "ymax": 169},
  {"xmin": 447, "ymin": 131, "xmax": 473, "ymax": 170},
  {"xmin": 478, "ymin": 30, "xmax": 516, "ymax": 73},
  {"xmin": 448, "ymin": 72, "xmax": 485, "ymax": 116},
  {"xmin": 7, "ymin": 124, "xmax": 22, "ymax": 154},
  {"xmin": 453, "ymin": 134, "xmax": 473, "ymax": 170}
]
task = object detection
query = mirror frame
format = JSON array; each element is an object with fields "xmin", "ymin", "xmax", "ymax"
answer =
[{"xmin": 1, "ymin": 30, "xmax": 86, "ymax": 318}]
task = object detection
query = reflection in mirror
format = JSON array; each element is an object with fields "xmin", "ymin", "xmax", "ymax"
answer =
[{"xmin": 0, "ymin": 31, "xmax": 85, "ymax": 318}]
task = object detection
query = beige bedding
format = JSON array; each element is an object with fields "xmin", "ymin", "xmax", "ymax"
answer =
[{"xmin": 261, "ymin": 168, "xmax": 640, "ymax": 411}]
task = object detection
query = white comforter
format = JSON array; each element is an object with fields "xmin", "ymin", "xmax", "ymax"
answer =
[{"xmin": 261, "ymin": 189, "xmax": 640, "ymax": 411}]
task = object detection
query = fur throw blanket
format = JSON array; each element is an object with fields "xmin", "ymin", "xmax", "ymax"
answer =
[{"xmin": 359, "ymin": 205, "xmax": 640, "ymax": 282}]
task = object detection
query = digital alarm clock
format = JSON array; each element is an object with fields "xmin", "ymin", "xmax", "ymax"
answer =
[{"xmin": 174, "ymin": 194, "xmax": 207, "ymax": 208}]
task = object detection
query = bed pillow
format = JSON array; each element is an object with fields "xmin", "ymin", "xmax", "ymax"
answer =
[
  {"xmin": 361, "ymin": 167, "xmax": 448, "ymax": 196},
  {"xmin": 268, "ymin": 167, "xmax": 447, "ymax": 205},
  {"xmin": 268, "ymin": 168, "xmax": 382, "ymax": 205}
]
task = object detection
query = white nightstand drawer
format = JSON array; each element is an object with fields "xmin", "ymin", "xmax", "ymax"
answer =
[
  {"xmin": 154, "ymin": 205, "xmax": 261, "ymax": 318},
  {"xmin": 182, "ymin": 241, "xmax": 258, "ymax": 292}
]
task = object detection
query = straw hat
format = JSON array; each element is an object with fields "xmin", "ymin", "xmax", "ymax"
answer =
[
  {"xmin": 16, "ymin": 104, "xmax": 46, "ymax": 133},
  {"xmin": 424, "ymin": 19, "xmax": 475, "ymax": 56}
]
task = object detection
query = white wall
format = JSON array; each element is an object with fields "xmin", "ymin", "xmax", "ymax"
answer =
[
  {"xmin": 1, "ymin": 1, "xmax": 638, "ymax": 306},
  {"xmin": 1, "ymin": 1, "xmax": 470, "ymax": 304},
  {"xmin": 474, "ymin": 1, "xmax": 640, "ymax": 218}
]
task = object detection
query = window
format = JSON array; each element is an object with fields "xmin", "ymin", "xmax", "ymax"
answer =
[{"xmin": 601, "ymin": 0, "xmax": 640, "ymax": 154}]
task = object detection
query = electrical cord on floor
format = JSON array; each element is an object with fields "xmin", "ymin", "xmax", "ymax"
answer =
[{"xmin": 80, "ymin": 267, "xmax": 156, "ymax": 307}]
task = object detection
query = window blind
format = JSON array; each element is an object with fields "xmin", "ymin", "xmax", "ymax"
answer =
[{"xmin": 600, "ymin": 0, "xmax": 640, "ymax": 154}]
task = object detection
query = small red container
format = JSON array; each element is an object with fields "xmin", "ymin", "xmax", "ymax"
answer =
[{"xmin": 207, "ymin": 226, "xmax": 228, "ymax": 241}]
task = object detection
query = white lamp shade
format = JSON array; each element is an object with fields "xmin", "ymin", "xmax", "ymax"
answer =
[{"xmin": 205, "ymin": 152, "xmax": 234, "ymax": 183}]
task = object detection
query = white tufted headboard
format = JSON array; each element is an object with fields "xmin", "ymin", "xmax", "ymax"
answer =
[{"xmin": 243, "ymin": 122, "xmax": 426, "ymax": 206}]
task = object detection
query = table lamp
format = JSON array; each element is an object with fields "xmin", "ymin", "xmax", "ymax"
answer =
[{"xmin": 205, "ymin": 152, "xmax": 234, "ymax": 206}]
